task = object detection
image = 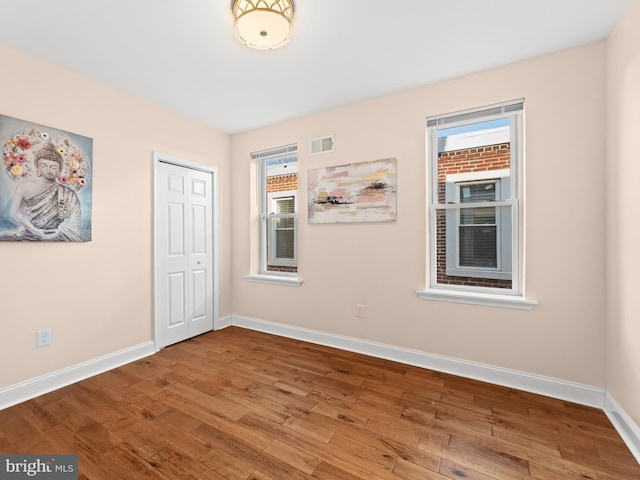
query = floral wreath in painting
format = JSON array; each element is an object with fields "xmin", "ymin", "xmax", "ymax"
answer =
[{"xmin": 2, "ymin": 128, "xmax": 90, "ymax": 191}]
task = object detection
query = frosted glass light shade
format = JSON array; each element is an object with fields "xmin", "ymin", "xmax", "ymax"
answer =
[{"xmin": 232, "ymin": 0, "xmax": 294, "ymax": 50}]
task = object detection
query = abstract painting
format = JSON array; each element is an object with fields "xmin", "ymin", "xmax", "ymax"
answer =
[
  {"xmin": 0, "ymin": 114, "xmax": 93, "ymax": 241},
  {"xmin": 308, "ymin": 158, "xmax": 396, "ymax": 224}
]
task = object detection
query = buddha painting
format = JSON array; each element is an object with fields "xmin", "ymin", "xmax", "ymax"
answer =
[{"xmin": 0, "ymin": 115, "xmax": 92, "ymax": 242}]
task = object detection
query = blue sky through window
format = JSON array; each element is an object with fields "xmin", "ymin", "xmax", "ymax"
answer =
[{"xmin": 438, "ymin": 118, "xmax": 509, "ymax": 137}]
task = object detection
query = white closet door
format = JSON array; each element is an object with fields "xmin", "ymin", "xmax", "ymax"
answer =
[{"xmin": 156, "ymin": 161, "xmax": 213, "ymax": 348}]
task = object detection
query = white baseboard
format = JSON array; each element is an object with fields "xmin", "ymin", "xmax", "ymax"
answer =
[
  {"xmin": 605, "ymin": 392, "xmax": 640, "ymax": 464},
  {"xmin": 216, "ymin": 315, "xmax": 233, "ymax": 330},
  {"xmin": 230, "ymin": 315, "xmax": 605, "ymax": 407},
  {"xmin": 0, "ymin": 341, "xmax": 155, "ymax": 410}
]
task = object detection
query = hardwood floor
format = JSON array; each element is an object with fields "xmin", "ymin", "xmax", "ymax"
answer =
[{"xmin": 1, "ymin": 327, "xmax": 638, "ymax": 479}]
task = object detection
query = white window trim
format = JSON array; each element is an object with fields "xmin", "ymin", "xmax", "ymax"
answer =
[
  {"xmin": 416, "ymin": 287, "xmax": 537, "ymax": 310},
  {"xmin": 419, "ymin": 99, "xmax": 536, "ymax": 309},
  {"xmin": 247, "ymin": 144, "xmax": 303, "ymax": 286},
  {"xmin": 245, "ymin": 274, "xmax": 303, "ymax": 287}
]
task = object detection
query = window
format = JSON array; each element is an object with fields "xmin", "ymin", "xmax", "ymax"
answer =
[
  {"xmin": 445, "ymin": 169, "xmax": 511, "ymax": 280},
  {"xmin": 253, "ymin": 144, "xmax": 298, "ymax": 276},
  {"xmin": 419, "ymin": 100, "xmax": 536, "ymax": 309}
]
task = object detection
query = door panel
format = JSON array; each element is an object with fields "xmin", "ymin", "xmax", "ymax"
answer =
[
  {"xmin": 168, "ymin": 203, "xmax": 185, "ymax": 255},
  {"xmin": 192, "ymin": 204, "xmax": 206, "ymax": 254},
  {"xmin": 168, "ymin": 273, "xmax": 185, "ymax": 326},
  {"xmin": 193, "ymin": 269, "xmax": 207, "ymax": 318}
]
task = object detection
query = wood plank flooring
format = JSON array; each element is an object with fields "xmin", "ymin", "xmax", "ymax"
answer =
[{"xmin": 1, "ymin": 326, "xmax": 638, "ymax": 479}]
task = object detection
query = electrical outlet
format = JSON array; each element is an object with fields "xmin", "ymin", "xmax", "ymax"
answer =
[
  {"xmin": 355, "ymin": 304, "xmax": 365, "ymax": 317},
  {"xmin": 36, "ymin": 328, "xmax": 52, "ymax": 347}
]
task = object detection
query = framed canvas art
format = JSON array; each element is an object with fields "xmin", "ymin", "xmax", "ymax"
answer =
[
  {"xmin": 308, "ymin": 158, "xmax": 397, "ymax": 224},
  {"xmin": 0, "ymin": 114, "xmax": 93, "ymax": 242}
]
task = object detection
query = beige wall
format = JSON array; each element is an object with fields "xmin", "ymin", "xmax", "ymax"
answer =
[
  {"xmin": 231, "ymin": 42, "xmax": 607, "ymax": 388},
  {"xmin": 0, "ymin": 45, "xmax": 231, "ymax": 388},
  {"xmin": 606, "ymin": 1, "xmax": 640, "ymax": 428}
]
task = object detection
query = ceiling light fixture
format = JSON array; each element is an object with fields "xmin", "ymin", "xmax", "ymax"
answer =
[{"xmin": 231, "ymin": 0, "xmax": 294, "ymax": 50}]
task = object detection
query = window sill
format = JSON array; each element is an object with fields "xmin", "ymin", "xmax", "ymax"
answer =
[
  {"xmin": 416, "ymin": 288, "xmax": 537, "ymax": 310},
  {"xmin": 245, "ymin": 274, "xmax": 303, "ymax": 287}
]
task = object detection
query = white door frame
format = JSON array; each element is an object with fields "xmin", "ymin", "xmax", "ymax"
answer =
[{"xmin": 153, "ymin": 151, "xmax": 219, "ymax": 351}]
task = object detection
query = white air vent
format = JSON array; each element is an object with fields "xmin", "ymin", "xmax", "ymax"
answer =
[{"xmin": 309, "ymin": 135, "xmax": 334, "ymax": 156}]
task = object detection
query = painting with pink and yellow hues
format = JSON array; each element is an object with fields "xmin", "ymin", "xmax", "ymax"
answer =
[{"xmin": 308, "ymin": 158, "xmax": 396, "ymax": 224}]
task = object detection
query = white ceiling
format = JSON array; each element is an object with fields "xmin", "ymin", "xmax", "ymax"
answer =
[{"xmin": 0, "ymin": 0, "xmax": 628, "ymax": 134}]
